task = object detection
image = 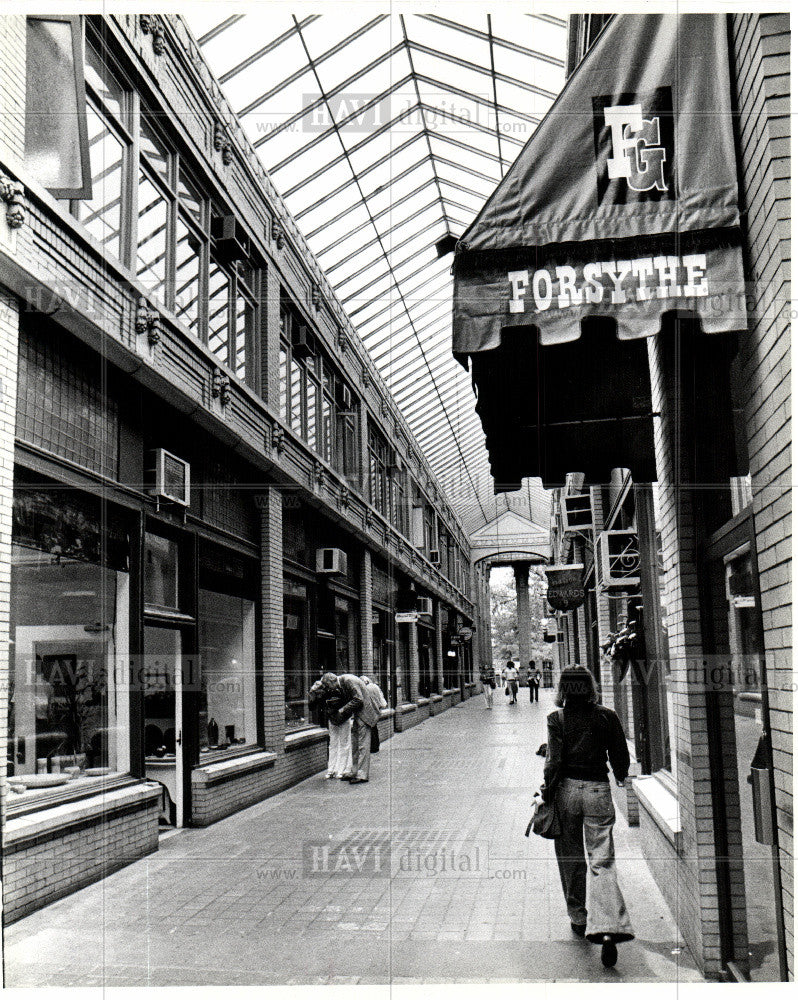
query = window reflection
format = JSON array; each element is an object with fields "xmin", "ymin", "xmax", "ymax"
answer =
[
  {"xmin": 144, "ymin": 533, "xmax": 178, "ymax": 609},
  {"xmin": 137, "ymin": 172, "xmax": 168, "ymax": 304},
  {"xmin": 8, "ymin": 486, "xmax": 130, "ymax": 802},
  {"xmin": 198, "ymin": 591, "xmax": 257, "ymax": 751},
  {"xmin": 77, "ymin": 102, "xmax": 124, "ymax": 259}
]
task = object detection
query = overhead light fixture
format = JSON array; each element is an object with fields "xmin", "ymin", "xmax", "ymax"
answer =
[{"xmin": 435, "ymin": 233, "xmax": 458, "ymax": 258}]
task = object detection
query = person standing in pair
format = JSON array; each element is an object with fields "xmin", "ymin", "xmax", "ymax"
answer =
[
  {"xmin": 309, "ymin": 675, "xmax": 353, "ymax": 779},
  {"xmin": 542, "ymin": 667, "xmax": 634, "ymax": 968},
  {"xmin": 318, "ymin": 672, "xmax": 381, "ymax": 783}
]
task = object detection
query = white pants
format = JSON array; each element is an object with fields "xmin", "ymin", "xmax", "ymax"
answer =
[{"xmin": 327, "ymin": 719, "xmax": 353, "ymax": 776}]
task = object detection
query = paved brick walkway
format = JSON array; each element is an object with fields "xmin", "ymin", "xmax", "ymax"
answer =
[{"xmin": 4, "ymin": 691, "xmax": 704, "ymax": 985}]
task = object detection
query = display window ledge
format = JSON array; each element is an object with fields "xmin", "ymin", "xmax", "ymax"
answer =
[
  {"xmin": 417, "ymin": 697, "xmax": 431, "ymax": 706},
  {"xmin": 284, "ymin": 727, "xmax": 328, "ymax": 751},
  {"xmin": 379, "ymin": 708, "xmax": 395, "ymax": 718},
  {"xmin": 192, "ymin": 751, "xmax": 278, "ymax": 787},
  {"xmin": 397, "ymin": 703, "xmax": 417, "ymax": 715},
  {"xmin": 443, "ymin": 688, "xmax": 461, "ymax": 696},
  {"xmin": 632, "ymin": 774, "xmax": 683, "ymax": 852},
  {"xmin": 430, "ymin": 694, "xmax": 443, "ymax": 702},
  {"xmin": 4, "ymin": 781, "xmax": 163, "ymax": 849},
  {"xmin": 198, "ymin": 744, "xmax": 264, "ymax": 767},
  {"xmin": 6, "ymin": 773, "xmax": 138, "ymax": 819}
]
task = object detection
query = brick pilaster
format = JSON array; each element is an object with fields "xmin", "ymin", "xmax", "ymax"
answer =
[
  {"xmin": 257, "ymin": 488, "xmax": 285, "ymax": 753},
  {"xmin": 408, "ymin": 620, "xmax": 419, "ymax": 701},
  {"xmin": 434, "ymin": 599, "xmax": 445, "ymax": 695},
  {"xmin": 359, "ymin": 547, "xmax": 374, "ymax": 675},
  {"xmin": 0, "ymin": 290, "xmax": 20, "ymax": 826}
]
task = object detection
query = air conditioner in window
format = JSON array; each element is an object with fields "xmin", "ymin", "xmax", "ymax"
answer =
[
  {"xmin": 596, "ymin": 530, "xmax": 640, "ymax": 589},
  {"xmin": 293, "ymin": 324, "xmax": 315, "ymax": 359},
  {"xmin": 416, "ymin": 597, "xmax": 433, "ymax": 616},
  {"xmin": 560, "ymin": 491, "xmax": 593, "ymax": 532},
  {"xmin": 147, "ymin": 449, "xmax": 190, "ymax": 506},
  {"xmin": 211, "ymin": 214, "xmax": 250, "ymax": 262},
  {"xmin": 428, "ymin": 549, "xmax": 441, "ymax": 566},
  {"xmin": 316, "ymin": 547, "xmax": 347, "ymax": 575}
]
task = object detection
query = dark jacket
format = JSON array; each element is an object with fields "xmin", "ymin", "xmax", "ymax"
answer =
[
  {"xmin": 542, "ymin": 704, "xmax": 630, "ymax": 801},
  {"xmin": 328, "ymin": 674, "xmax": 366, "ymax": 725}
]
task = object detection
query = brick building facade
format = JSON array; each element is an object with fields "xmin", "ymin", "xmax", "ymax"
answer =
[
  {"xmin": 549, "ymin": 12, "xmax": 792, "ymax": 982},
  {"xmin": 0, "ymin": 13, "xmax": 485, "ymax": 921}
]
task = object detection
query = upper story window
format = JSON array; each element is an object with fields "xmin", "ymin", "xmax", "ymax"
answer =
[
  {"xmin": 65, "ymin": 35, "xmax": 133, "ymax": 263},
  {"xmin": 279, "ymin": 298, "xmax": 358, "ymax": 483},
  {"xmin": 368, "ymin": 421, "xmax": 393, "ymax": 520},
  {"xmin": 136, "ymin": 114, "xmax": 173, "ymax": 305},
  {"xmin": 29, "ymin": 23, "xmax": 260, "ymax": 391},
  {"xmin": 25, "ymin": 16, "xmax": 91, "ymax": 199},
  {"xmin": 208, "ymin": 253, "xmax": 256, "ymax": 383}
]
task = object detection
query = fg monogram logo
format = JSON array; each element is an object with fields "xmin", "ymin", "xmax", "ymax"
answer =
[
  {"xmin": 604, "ymin": 105, "xmax": 667, "ymax": 192},
  {"xmin": 592, "ymin": 87, "xmax": 675, "ymax": 204}
]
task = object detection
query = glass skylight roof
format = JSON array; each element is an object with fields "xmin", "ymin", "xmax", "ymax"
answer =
[{"xmin": 187, "ymin": 8, "xmax": 567, "ymax": 536}]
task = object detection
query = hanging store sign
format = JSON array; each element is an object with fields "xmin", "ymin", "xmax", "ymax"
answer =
[
  {"xmin": 395, "ymin": 612, "xmax": 419, "ymax": 624},
  {"xmin": 451, "ymin": 14, "xmax": 747, "ymax": 488},
  {"xmin": 545, "ymin": 564, "xmax": 586, "ymax": 612}
]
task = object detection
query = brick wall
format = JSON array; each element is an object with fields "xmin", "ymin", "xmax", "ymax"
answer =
[
  {"xmin": 0, "ymin": 14, "xmax": 24, "ymax": 837},
  {"xmin": 731, "ymin": 12, "xmax": 793, "ymax": 977},
  {"xmin": 258, "ymin": 488, "xmax": 285, "ymax": 753},
  {"xmin": 646, "ymin": 327, "xmax": 745, "ymax": 978},
  {"xmin": 3, "ymin": 789, "xmax": 161, "ymax": 923}
]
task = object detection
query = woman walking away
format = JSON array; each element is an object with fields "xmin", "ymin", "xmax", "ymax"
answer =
[
  {"xmin": 542, "ymin": 667, "xmax": 633, "ymax": 967},
  {"xmin": 480, "ymin": 664, "xmax": 496, "ymax": 708}
]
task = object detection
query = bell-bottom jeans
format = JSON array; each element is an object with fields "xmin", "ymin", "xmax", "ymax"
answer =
[{"xmin": 554, "ymin": 777, "xmax": 635, "ymax": 943}]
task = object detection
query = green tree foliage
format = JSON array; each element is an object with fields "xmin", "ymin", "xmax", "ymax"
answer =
[{"xmin": 490, "ymin": 566, "xmax": 554, "ymax": 665}]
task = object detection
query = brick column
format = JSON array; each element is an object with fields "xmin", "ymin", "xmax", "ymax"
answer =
[
  {"xmin": 408, "ymin": 620, "xmax": 419, "ymax": 701},
  {"xmin": 646, "ymin": 331, "xmax": 747, "ymax": 977},
  {"xmin": 257, "ymin": 488, "xmax": 285, "ymax": 753},
  {"xmin": 262, "ymin": 250, "xmax": 282, "ymax": 408},
  {"xmin": 359, "ymin": 548, "xmax": 373, "ymax": 674},
  {"xmin": 434, "ymin": 599, "xmax": 445, "ymax": 694},
  {"xmin": 514, "ymin": 561, "xmax": 532, "ymax": 681},
  {"xmin": 0, "ymin": 290, "xmax": 20, "ymax": 825},
  {"xmin": 358, "ymin": 403, "xmax": 369, "ymax": 497}
]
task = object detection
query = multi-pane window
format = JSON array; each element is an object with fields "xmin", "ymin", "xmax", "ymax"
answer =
[
  {"xmin": 208, "ymin": 254, "xmax": 256, "ymax": 381},
  {"xmin": 174, "ymin": 170, "xmax": 206, "ymax": 336},
  {"xmin": 63, "ymin": 36, "xmax": 261, "ymax": 387},
  {"xmin": 69, "ymin": 38, "xmax": 132, "ymax": 263},
  {"xmin": 368, "ymin": 421, "xmax": 393, "ymax": 520},
  {"xmin": 280, "ymin": 300, "xmax": 359, "ymax": 482}
]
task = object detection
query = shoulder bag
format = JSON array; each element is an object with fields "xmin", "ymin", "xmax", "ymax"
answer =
[{"xmin": 526, "ymin": 709, "xmax": 565, "ymax": 840}]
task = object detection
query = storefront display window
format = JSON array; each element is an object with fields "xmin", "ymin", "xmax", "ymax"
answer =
[
  {"xmin": 8, "ymin": 480, "xmax": 131, "ymax": 805},
  {"xmin": 198, "ymin": 591, "xmax": 257, "ymax": 753},
  {"xmin": 284, "ymin": 578, "xmax": 310, "ymax": 731},
  {"xmin": 144, "ymin": 532, "xmax": 178, "ymax": 610}
]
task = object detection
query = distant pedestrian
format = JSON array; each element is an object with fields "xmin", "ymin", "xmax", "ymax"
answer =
[
  {"xmin": 479, "ymin": 664, "xmax": 496, "ymax": 708},
  {"xmin": 542, "ymin": 667, "xmax": 634, "ymax": 967},
  {"xmin": 309, "ymin": 675, "xmax": 353, "ymax": 780},
  {"xmin": 503, "ymin": 660, "xmax": 519, "ymax": 704},
  {"xmin": 528, "ymin": 662, "xmax": 542, "ymax": 702},
  {"xmin": 318, "ymin": 672, "xmax": 380, "ymax": 783}
]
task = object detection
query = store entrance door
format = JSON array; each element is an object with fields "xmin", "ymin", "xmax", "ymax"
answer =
[
  {"xmin": 705, "ymin": 527, "xmax": 788, "ymax": 981},
  {"xmin": 143, "ymin": 625, "xmax": 186, "ymax": 827}
]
